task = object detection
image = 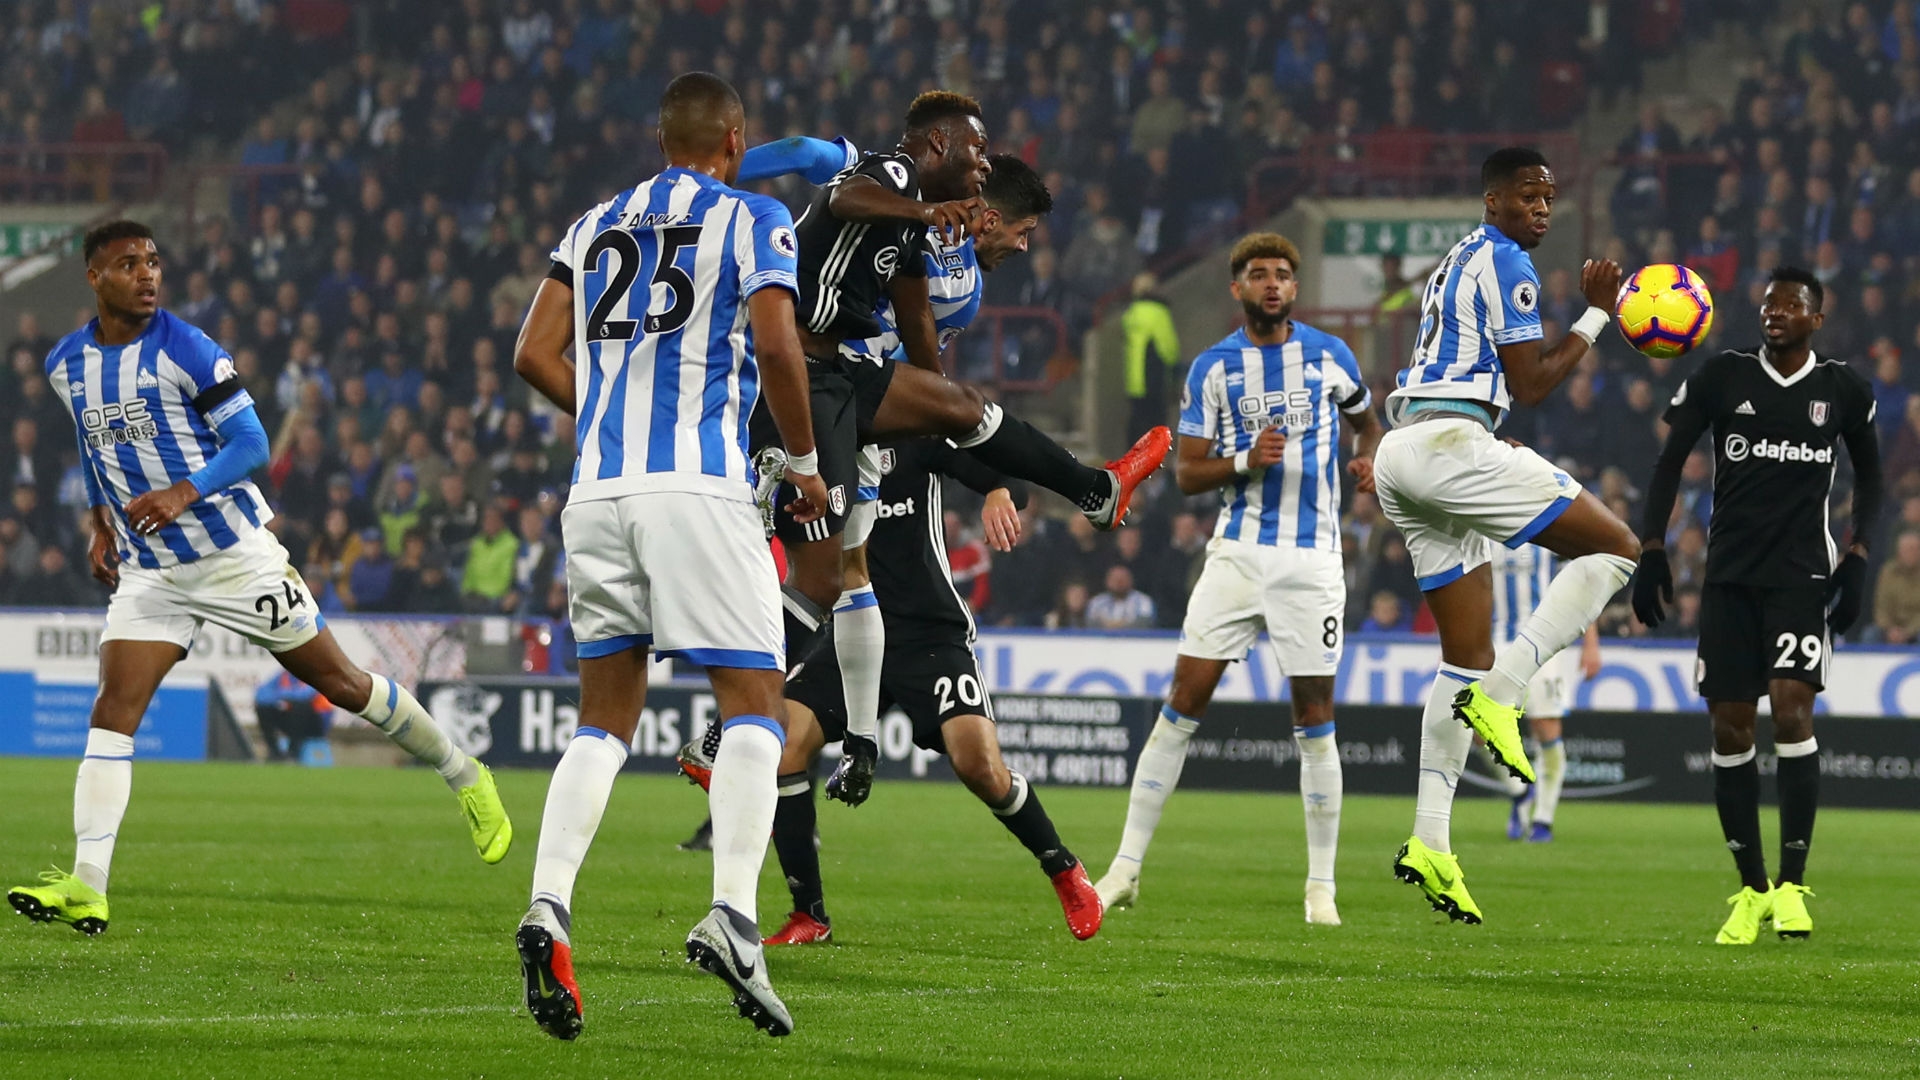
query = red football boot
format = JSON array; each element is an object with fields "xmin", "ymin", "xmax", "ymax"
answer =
[
  {"xmin": 1088, "ymin": 426, "xmax": 1172, "ymax": 530},
  {"xmin": 763, "ymin": 911, "xmax": 833, "ymax": 946},
  {"xmin": 517, "ymin": 921, "xmax": 584, "ymax": 1040},
  {"xmin": 676, "ymin": 734, "xmax": 715, "ymax": 792},
  {"xmin": 1051, "ymin": 863, "xmax": 1104, "ymax": 940}
]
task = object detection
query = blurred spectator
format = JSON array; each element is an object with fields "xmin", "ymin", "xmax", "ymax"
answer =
[
  {"xmin": 461, "ymin": 504, "xmax": 518, "ymax": 612},
  {"xmin": 1045, "ymin": 579, "xmax": 1091, "ymax": 630},
  {"xmin": 8, "ymin": 545, "xmax": 88, "ymax": 607},
  {"xmin": 1086, "ymin": 564, "xmax": 1156, "ymax": 630},
  {"xmin": 1359, "ymin": 591, "xmax": 1407, "ymax": 633},
  {"xmin": 1121, "ymin": 273, "xmax": 1180, "ymax": 438},
  {"xmin": 346, "ymin": 527, "xmax": 395, "ymax": 612},
  {"xmin": 1874, "ymin": 530, "xmax": 1920, "ymax": 644}
]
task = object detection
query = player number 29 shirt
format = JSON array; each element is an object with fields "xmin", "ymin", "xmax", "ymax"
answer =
[
  {"xmin": 1179, "ymin": 323, "xmax": 1371, "ymax": 551},
  {"xmin": 45, "ymin": 309, "xmax": 270, "ymax": 569},
  {"xmin": 1663, "ymin": 348, "xmax": 1875, "ymax": 586},
  {"xmin": 549, "ymin": 166, "xmax": 799, "ymax": 503}
]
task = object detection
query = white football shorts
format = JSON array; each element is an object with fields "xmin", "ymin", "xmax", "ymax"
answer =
[
  {"xmin": 1372, "ymin": 417, "xmax": 1584, "ymax": 590},
  {"xmin": 563, "ymin": 489, "xmax": 783, "ymax": 670},
  {"xmin": 1179, "ymin": 539, "xmax": 1346, "ymax": 676},
  {"xmin": 102, "ymin": 528, "xmax": 323, "ymax": 653}
]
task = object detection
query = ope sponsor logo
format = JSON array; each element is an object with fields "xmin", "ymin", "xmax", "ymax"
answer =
[{"xmin": 1724, "ymin": 434, "xmax": 1833, "ymax": 464}]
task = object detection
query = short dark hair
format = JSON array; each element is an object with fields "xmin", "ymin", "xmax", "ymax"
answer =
[
  {"xmin": 982, "ymin": 154, "xmax": 1052, "ymax": 219},
  {"xmin": 83, "ymin": 220, "xmax": 154, "ymax": 263},
  {"xmin": 658, "ymin": 71, "xmax": 741, "ymax": 153},
  {"xmin": 904, "ymin": 90, "xmax": 983, "ymax": 134},
  {"xmin": 1768, "ymin": 264, "xmax": 1825, "ymax": 312},
  {"xmin": 1481, "ymin": 147, "xmax": 1551, "ymax": 190}
]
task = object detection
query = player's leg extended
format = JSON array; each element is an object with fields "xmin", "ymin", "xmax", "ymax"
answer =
[
  {"xmin": 827, "ymin": 535, "xmax": 883, "ymax": 802},
  {"xmin": 1393, "ymin": 567, "xmax": 1494, "ymax": 923},
  {"xmin": 687, "ymin": 665, "xmax": 795, "ymax": 1036},
  {"xmin": 1290, "ymin": 677, "xmax": 1341, "ymax": 926},
  {"xmin": 274, "ymin": 630, "xmax": 507, "ymax": 863},
  {"xmin": 766, "ymin": 703, "xmax": 832, "ymax": 945},
  {"xmin": 870, "ymin": 365, "xmax": 1170, "ymax": 528},
  {"xmin": 1526, "ymin": 715, "xmax": 1565, "ymax": 842},
  {"xmin": 518, "ymin": 647, "xmax": 646, "ymax": 1039},
  {"xmin": 9, "ymin": 640, "xmax": 179, "ymax": 935},
  {"xmin": 1482, "ymin": 493, "xmax": 1638, "ymax": 715},
  {"xmin": 1708, "ymin": 698, "xmax": 1774, "ymax": 944},
  {"xmin": 944, "ymin": 714, "xmax": 1101, "ymax": 941},
  {"xmin": 1097, "ymin": 656, "xmax": 1224, "ymax": 909},
  {"xmin": 1768, "ymin": 678, "xmax": 1818, "ymax": 938}
]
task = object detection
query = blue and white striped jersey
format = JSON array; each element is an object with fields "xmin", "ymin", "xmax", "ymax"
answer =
[
  {"xmin": 845, "ymin": 231, "xmax": 984, "ymax": 362},
  {"xmin": 552, "ymin": 167, "xmax": 799, "ymax": 503},
  {"xmin": 1386, "ymin": 223, "xmax": 1542, "ymax": 427},
  {"xmin": 45, "ymin": 310, "xmax": 271, "ymax": 569},
  {"xmin": 1490, "ymin": 543, "xmax": 1555, "ymax": 644},
  {"xmin": 1179, "ymin": 323, "xmax": 1371, "ymax": 551}
]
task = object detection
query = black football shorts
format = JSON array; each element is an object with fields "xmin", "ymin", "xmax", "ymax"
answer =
[
  {"xmin": 1696, "ymin": 583, "xmax": 1829, "ymax": 701},
  {"xmin": 786, "ymin": 637, "xmax": 991, "ymax": 755}
]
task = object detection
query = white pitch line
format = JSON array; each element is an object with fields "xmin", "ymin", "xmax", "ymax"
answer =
[{"xmin": 2, "ymin": 1004, "xmax": 514, "ymax": 1029}]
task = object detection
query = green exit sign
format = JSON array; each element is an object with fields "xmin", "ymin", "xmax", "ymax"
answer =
[
  {"xmin": 0, "ymin": 223, "xmax": 81, "ymax": 259},
  {"xmin": 1323, "ymin": 219, "xmax": 1479, "ymax": 256}
]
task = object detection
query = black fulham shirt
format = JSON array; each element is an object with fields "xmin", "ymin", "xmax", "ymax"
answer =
[
  {"xmin": 1662, "ymin": 348, "xmax": 1877, "ymax": 587},
  {"xmin": 792, "ymin": 150, "xmax": 928, "ymax": 343},
  {"xmin": 867, "ymin": 438, "xmax": 1028, "ymax": 649}
]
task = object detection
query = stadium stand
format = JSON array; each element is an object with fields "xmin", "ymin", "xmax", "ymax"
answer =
[{"xmin": 0, "ymin": 0, "xmax": 1911, "ymax": 650}]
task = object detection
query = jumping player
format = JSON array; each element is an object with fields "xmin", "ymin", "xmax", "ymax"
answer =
[
  {"xmin": 1092, "ymin": 233, "xmax": 1382, "ymax": 927},
  {"xmin": 1370, "ymin": 147, "xmax": 1639, "ymax": 923},
  {"xmin": 7, "ymin": 221, "xmax": 511, "ymax": 937},
  {"xmin": 762, "ymin": 438, "xmax": 1102, "ymax": 946},
  {"xmin": 1633, "ymin": 266, "xmax": 1879, "ymax": 945},
  {"xmin": 509, "ymin": 73, "xmax": 827, "ymax": 1039},
  {"xmin": 1478, "ymin": 543, "xmax": 1601, "ymax": 842},
  {"xmin": 757, "ymin": 93, "xmax": 1169, "ymax": 799}
]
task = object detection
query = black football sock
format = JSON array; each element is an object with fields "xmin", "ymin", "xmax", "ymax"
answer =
[
  {"xmin": 953, "ymin": 402, "xmax": 1110, "ymax": 509},
  {"xmin": 1713, "ymin": 751, "xmax": 1770, "ymax": 891},
  {"xmin": 772, "ymin": 772, "xmax": 828, "ymax": 922},
  {"xmin": 781, "ymin": 585, "xmax": 832, "ymax": 672},
  {"xmin": 986, "ymin": 771, "xmax": 1079, "ymax": 877},
  {"xmin": 1776, "ymin": 739, "xmax": 1820, "ymax": 885}
]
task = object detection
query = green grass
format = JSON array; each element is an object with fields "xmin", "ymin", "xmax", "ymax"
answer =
[{"xmin": 1, "ymin": 760, "xmax": 1916, "ymax": 1079}]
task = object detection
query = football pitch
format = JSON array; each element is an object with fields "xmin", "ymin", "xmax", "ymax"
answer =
[{"xmin": 1, "ymin": 760, "xmax": 1914, "ymax": 1079}]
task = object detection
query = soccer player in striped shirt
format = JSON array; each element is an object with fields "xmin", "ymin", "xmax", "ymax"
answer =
[
  {"xmin": 1476, "ymin": 543, "xmax": 1601, "ymax": 842},
  {"xmin": 1094, "ymin": 233, "xmax": 1382, "ymax": 927},
  {"xmin": 7, "ymin": 221, "xmax": 512, "ymax": 939},
  {"xmin": 509, "ymin": 73, "xmax": 826, "ymax": 1040},
  {"xmin": 1370, "ymin": 147, "xmax": 1638, "ymax": 923}
]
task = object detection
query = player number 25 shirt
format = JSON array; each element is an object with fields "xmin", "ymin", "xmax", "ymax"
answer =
[{"xmin": 1663, "ymin": 348, "xmax": 1875, "ymax": 586}]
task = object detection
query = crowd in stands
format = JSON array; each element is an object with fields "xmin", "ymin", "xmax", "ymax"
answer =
[{"xmin": 6, "ymin": 0, "xmax": 1919, "ymax": 649}]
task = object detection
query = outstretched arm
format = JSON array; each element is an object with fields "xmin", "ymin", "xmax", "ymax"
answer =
[
  {"xmin": 1497, "ymin": 259, "xmax": 1623, "ymax": 407},
  {"xmin": 828, "ymin": 175, "xmax": 985, "ymax": 244},
  {"xmin": 737, "ymin": 136, "xmax": 858, "ymax": 185}
]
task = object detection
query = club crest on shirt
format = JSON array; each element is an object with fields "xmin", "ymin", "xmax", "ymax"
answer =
[
  {"xmin": 878, "ymin": 448, "xmax": 896, "ymax": 475},
  {"xmin": 828, "ymin": 484, "xmax": 847, "ymax": 516},
  {"xmin": 1809, "ymin": 400, "xmax": 1830, "ymax": 426}
]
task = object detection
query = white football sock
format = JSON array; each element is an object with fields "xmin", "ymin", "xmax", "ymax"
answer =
[
  {"xmin": 1295, "ymin": 723, "xmax": 1341, "ymax": 891},
  {"xmin": 1484, "ymin": 553, "xmax": 1634, "ymax": 707},
  {"xmin": 1533, "ymin": 737, "xmax": 1567, "ymax": 825},
  {"xmin": 1414, "ymin": 665, "xmax": 1483, "ymax": 854},
  {"xmin": 1111, "ymin": 706, "xmax": 1199, "ymax": 876},
  {"xmin": 357, "ymin": 673, "xmax": 479, "ymax": 790},
  {"xmin": 834, "ymin": 585, "xmax": 884, "ymax": 743},
  {"xmin": 73, "ymin": 729, "xmax": 134, "ymax": 894},
  {"xmin": 709, "ymin": 716, "xmax": 784, "ymax": 922},
  {"xmin": 529, "ymin": 726, "xmax": 630, "ymax": 912},
  {"xmin": 1473, "ymin": 741, "xmax": 1527, "ymax": 797}
]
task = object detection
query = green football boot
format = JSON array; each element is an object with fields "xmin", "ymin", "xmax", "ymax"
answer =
[
  {"xmin": 1452, "ymin": 682, "xmax": 1535, "ymax": 783},
  {"xmin": 1393, "ymin": 837, "xmax": 1483, "ymax": 924},
  {"xmin": 8, "ymin": 869, "xmax": 109, "ymax": 935},
  {"xmin": 1715, "ymin": 886, "xmax": 1773, "ymax": 945},
  {"xmin": 458, "ymin": 763, "xmax": 513, "ymax": 864},
  {"xmin": 1770, "ymin": 881, "xmax": 1813, "ymax": 939}
]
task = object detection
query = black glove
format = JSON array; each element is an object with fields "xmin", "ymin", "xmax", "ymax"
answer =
[
  {"xmin": 1632, "ymin": 547, "xmax": 1673, "ymax": 628},
  {"xmin": 1827, "ymin": 551, "xmax": 1868, "ymax": 634},
  {"xmin": 824, "ymin": 733, "xmax": 878, "ymax": 806}
]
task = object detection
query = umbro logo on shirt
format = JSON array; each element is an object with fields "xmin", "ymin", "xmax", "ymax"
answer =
[{"xmin": 1735, "ymin": 400, "xmax": 1756, "ymax": 415}]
